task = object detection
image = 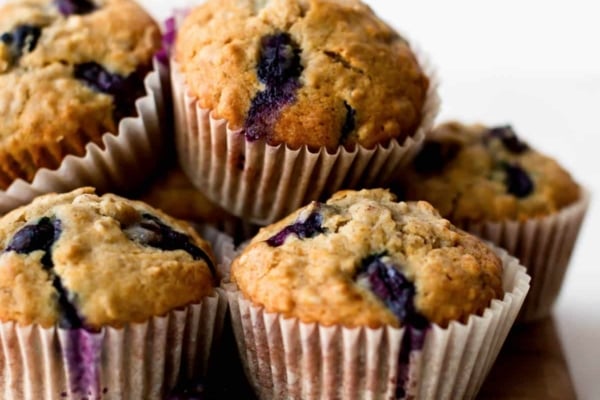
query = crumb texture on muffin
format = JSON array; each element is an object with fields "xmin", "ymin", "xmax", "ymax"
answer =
[
  {"xmin": 231, "ymin": 188, "xmax": 503, "ymax": 329},
  {"xmin": 175, "ymin": 0, "xmax": 429, "ymax": 150},
  {"xmin": 0, "ymin": 188, "xmax": 215, "ymax": 329},
  {"xmin": 0, "ymin": 0, "xmax": 161, "ymax": 188},
  {"xmin": 400, "ymin": 122, "xmax": 581, "ymax": 222}
]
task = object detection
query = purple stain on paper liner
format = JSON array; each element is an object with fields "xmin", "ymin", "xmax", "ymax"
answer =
[
  {"xmin": 243, "ymin": 32, "xmax": 303, "ymax": 142},
  {"xmin": 266, "ymin": 211, "xmax": 324, "ymax": 247},
  {"xmin": 355, "ymin": 254, "xmax": 429, "ymax": 399},
  {"xmin": 62, "ymin": 328, "xmax": 103, "ymax": 398},
  {"xmin": 156, "ymin": 16, "xmax": 177, "ymax": 65}
]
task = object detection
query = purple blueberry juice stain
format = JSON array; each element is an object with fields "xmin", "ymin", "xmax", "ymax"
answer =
[
  {"xmin": 243, "ymin": 32, "xmax": 303, "ymax": 141},
  {"xmin": 504, "ymin": 163, "xmax": 534, "ymax": 198},
  {"xmin": 123, "ymin": 213, "xmax": 215, "ymax": 276},
  {"xmin": 62, "ymin": 328, "xmax": 103, "ymax": 399},
  {"xmin": 156, "ymin": 16, "xmax": 177, "ymax": 65},
  {"xmin": 355, "ymin": 254, "xmax": 429, "ymax": 398},
  {"xmin": 413, "ymin": 140, "xmax": 459, "ymax": 174},
  {"xmin": 73, "ymin": 62, "xmax": 145, "ymax": 121},
  {"xmin": 266, "ymin": 211, "xmax": 324, "ymax": 247},
  {"xmin": 54, "ymin": 0, "xmax": 97, "ymax": 16},
  {"xmin": 486, "ymin": 125, "xmax": 529, "ymax": 154}
]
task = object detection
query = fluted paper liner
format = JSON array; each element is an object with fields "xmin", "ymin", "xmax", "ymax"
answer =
[
  {"xmin": 225, "ymin": 247, "xmax": 530, "ymax": 400},
  {"xmin": 0, "ymin": 291, "xmax": 227, "ymax": 400},
  {"xmin": 0, "ymin": 57, "xmax": 167, "ymax": 215},
  {"xmin": 171, "ymin": 44, "xmax": 440, "ymax": 225},
  {"xmin": 461, "ymin": 189, "xmax": 589, "ymax": 322}
]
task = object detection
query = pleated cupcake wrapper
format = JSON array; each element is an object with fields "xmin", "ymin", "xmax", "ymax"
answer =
[
  {"xmin": 171, "ymin": 43, "xmax": 440, "ymax": 225},
  {"xmin": 460, "ymin": 189, "xmax": 590, "ymax": 322},
  {"xmin": 0, "ymin": 291, "xmax": 227, "ymax": 400},
  {"xmin": 195, "ymin": 225, "xmax": 239, "ymax": 281},
  {"xmin": 224, "ymin": 246, "xmax": 530, "ymax": 400},
  {"xmin": 0, "ymin": 57, "xmax": 167, "ymax": 215}
]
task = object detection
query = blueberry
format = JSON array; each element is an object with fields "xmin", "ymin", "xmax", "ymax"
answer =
[
  {"xmin": 356, "ymin": 254, "xmax": 429, "ymax": 398},
  {"xmin": 123, "ymin": 214, "xmax": 216, "ymax": 276},
  {"xmin": 257, "ymin": 33, "xmax": 302, "ymax": 86},
  {"xmin": 6, "ymin": 217, "xmax": 56, "ymax": 254},
  {"xmin": 413, "ymin": 141, "xmax": 459, "ymax": 174},
  {"xmin": 243, "ymin": 32, "xmax": 303, "ymax": 141},
  {"xmin": 356, "ymin": 254, "xmax": 428, "ymax": 329},
  {"xmin": 1, "ymin": 25, "xmax": 41, "ymax": 63},
  {"xmin": 487, "ymin": 125, "xmax": 529, "ymax": 154},
  {"xmin": 504, "ymin": 163, "xmax": 534, "ymax": 198},
  {"xmin": 266, "ymin": 211, "xmax": 324, "ymax": 247},
  {"xmin": 55, "ymin": 0, "xmax": 96, "ymax": 16},
  {"xmin": 5, "ymin": 218, "xmax": 83, "ymax": 329},
  {"xmin": 73, "ymin": 62, "xmax": 144, "ymax": 121},
  {"xmin": 339, "ymin": 101, "xmax": 356, "ymax": 144}
]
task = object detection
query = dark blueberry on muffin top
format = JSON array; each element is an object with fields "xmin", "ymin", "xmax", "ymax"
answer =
[
  {"xmin": 267, "ymin": 210, "xmax": 324, "ymax": 247},
  {"xmin": 55, "ymin": 0, "xmax": 97, "ymax": 16}
]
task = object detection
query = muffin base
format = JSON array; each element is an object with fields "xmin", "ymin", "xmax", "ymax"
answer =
[
  {"xmin": 171, "ymin": 43, "xmax": 440, "ymax": 225},
  {"xmin": 224, "ymin": 246, "xmax": 530, "ymax": 400},
  {"xmin": 0, "ymin": 57, "xmax": 167, "ymax": 215},
  {"xmin": 462, "ymin": 189, "xmax": 590, "ymax": 322},
  {"xmin": 0, "ymin": 292, "xmax": 226, "ymax": 400}
]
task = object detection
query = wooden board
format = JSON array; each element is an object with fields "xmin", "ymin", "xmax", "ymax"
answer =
[
  {"xmin": 198, "ymin": 316, "xmax": 576, "ymax": 399},
  {"xmin": 479, "ymin": 317, "xmax": 576, "ymax": 399}
]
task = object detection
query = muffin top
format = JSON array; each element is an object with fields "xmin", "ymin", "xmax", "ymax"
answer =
[
  {"xmin": 231, "ymin": 189, "xmax": 503, "ymax": 329},
  {"xmin": 399, "ymin": 122, "xmax": 581, "ymax": 223},
  {"xmin": 0, "ymin": 0, "xmax": 161, "ymax": 187},
  {"xmin": 0, "ymin": 188, "xmax": 215, "ymax": 329},
  {"xmin": 175, "ymin": 0, "xmax": 429, "ymax": 151}
]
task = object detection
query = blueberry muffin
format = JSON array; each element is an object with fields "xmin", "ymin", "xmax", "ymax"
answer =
[
  {"xmin": 230, "ymin": 188, "xmax": 511, "ymax": 399},
  {"xmin": 231, "ymin": 189, "xmax": 502, "ymax": 329},
  {"xmin": 0, "ymin": 187, "xmax": 215, "ymax": 329},
  {"xmin": 399, "ymin": 121, "xmax": 586, "ymax": 321},
  {"xmin": 400, "ymin": 122, "xmax": 581, "ymax": 223},
  {"xmin": 175, "ymin": 0, "xmax": 430, "ymax": 150},
  {"xmin": 0, "ymin": 0, "xmax": 161, "ymax": 189}
]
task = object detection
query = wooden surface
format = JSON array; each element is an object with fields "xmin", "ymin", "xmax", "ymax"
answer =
[
  {"xmin": 201, "ymin": 316, "xmax": 576, "ymax": 399},
  {"xmin": 479, "ymin": 317, "xmax": 577, "ymax": 399}
]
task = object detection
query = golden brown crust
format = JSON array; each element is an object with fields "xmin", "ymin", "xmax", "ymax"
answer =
[
  {"xmin": 231, "ymin": 189, "xmax": 503, "ymax": 328},
  {"xmin": 175, "ymin": 0, "xmax": 429, "ymax": 150},
  {"xmin": 401, "ymin": 122, "xmax": 581, "ymax": 222},
  {"xmin": 0, "ymin": 188, "xmax": 215, "ymax": 328}
]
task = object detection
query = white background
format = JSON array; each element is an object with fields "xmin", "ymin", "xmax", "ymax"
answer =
[
  {"xmin": 144, "ymin": 1, "xmax": 600, "ymax": 396},
  {"xmin": 3, "ymin": 0, "xmax": 598, "ymax": 397}
]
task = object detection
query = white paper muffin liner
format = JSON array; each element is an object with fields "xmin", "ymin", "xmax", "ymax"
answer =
[
  {"xmin": 224, "ymin": 245, "xmax": 530, "ymax": 400},
  {"xmin": 0, "ymin": 291, "xmax": 227, "ymax": 400},
  {"xmin": 460, "ymin": 189, "xmax": 590, "ymax": 322},
  {"xmin": 171, "ymin": 43, "xmax": 440, "ymax": 225},
  {"xmin": 0, "ymin": 57, "xmax": 167, "ymax": 215}
]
